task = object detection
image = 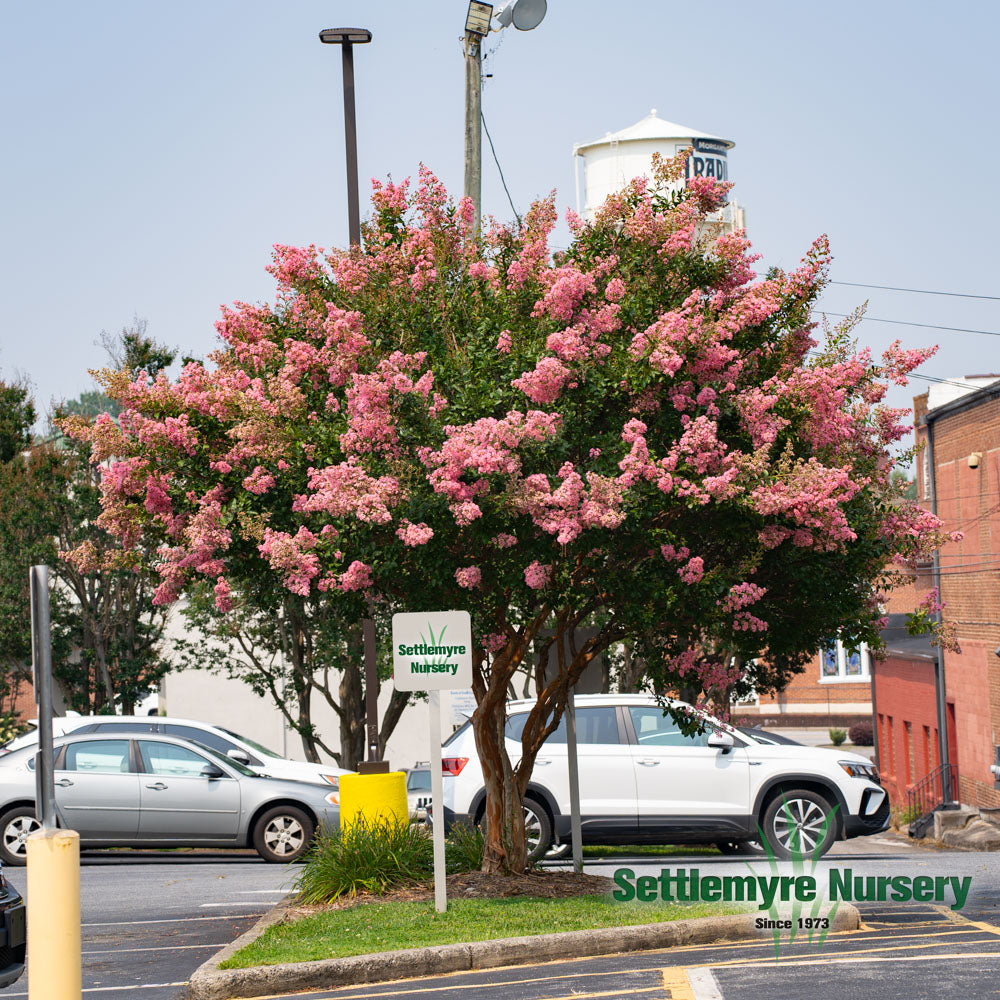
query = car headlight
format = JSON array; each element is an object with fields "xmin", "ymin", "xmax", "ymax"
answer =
[
  {"xmin": 839, "ymin": 760, "xmax": 880, "ymax": 782},
  {"xmin": 325, "ymin": 791, "xmax": 339, "ymax": 805},
  {"xmin": 321, "ymin": 774, "xmax": 339, "ymax": 788}
]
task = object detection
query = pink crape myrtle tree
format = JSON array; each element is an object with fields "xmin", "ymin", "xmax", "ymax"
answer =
[{"xmin": 66, "ymin": 153, "xmax": 954, "ymax": 874}]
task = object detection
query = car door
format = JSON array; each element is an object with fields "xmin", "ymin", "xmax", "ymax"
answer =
[
  {"xmin": 54, "ymin": 739, "xmax": 141, "ymax": 839},
  {"xmin": 511, "ymin": 706, "xmax": 638, "ymax": 837},
  {"xmin": 135, "ymin": 739, "xmax": 241, "ymax": 841},
  {"xmin": 625, "ymin": 705, "xmax": 751, "ymax": 832}
]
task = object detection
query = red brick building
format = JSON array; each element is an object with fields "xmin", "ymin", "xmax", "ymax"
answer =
[{"xmin": 871, "ymin": 377, "xmax": 1000, "ymax": 811}]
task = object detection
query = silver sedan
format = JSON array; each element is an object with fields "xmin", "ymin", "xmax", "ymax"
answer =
[{"xmin": 0, "ymin": 733, "xmax": 340, "ymax": 865}]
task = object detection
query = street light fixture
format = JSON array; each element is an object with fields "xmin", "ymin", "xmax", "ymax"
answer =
[
  {"xmin": 319, "ymin": 27, "xmax": 372, "ymax": 247},
  {"xmin": 495, "ymin": 0, "xmax": 547, "ymax": 30}
]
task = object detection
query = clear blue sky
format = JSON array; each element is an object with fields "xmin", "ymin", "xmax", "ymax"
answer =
[{"xmin": 2, "ymin": 1, "xmax": 998, "ymax": 426}]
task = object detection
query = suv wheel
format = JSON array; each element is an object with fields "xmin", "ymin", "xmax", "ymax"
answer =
[
  {"xmin": 523, "ymin": 797, "xmax": 553, "ymax": 863},
  {"xmin": 762, "ymin": 790, "xmax": 836, "ymax": 859},
  {"xmin": 252, "ymin": 805, "xmax": 314, "ymax": 863},
  {"xmin": 479, "ymin": 797, "xmax": 553, "ymax": 864},
  {"xmin": 0, "ymin": 807, "xmax": 39, "ymax": 866}
]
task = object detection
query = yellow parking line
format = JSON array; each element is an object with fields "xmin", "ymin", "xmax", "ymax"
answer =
[
  {"xmin": 934, "ymin": 906, "xmax": 1000, "ymax": 937},
  {"xmin": 696, "ymin": 950, "xmax": 1000, "ymax": 970},
  {"xmin": 700, "ymin": 935, "xmax": 1000, "ymax": 970},
  {"xmin": 244, "ymin": 969, "xmax": 664, "ymax": 1000},
  {"xmin": 660, "ymin": 966, "xmax": 696, "ymax": 999}
]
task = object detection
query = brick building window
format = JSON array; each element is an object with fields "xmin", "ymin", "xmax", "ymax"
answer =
[{"xmin": 819, "ymin": 638, "xmax": 871, "ymax": 682}]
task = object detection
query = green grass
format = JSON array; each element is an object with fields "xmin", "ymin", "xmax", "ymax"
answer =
[
  {"xmin": 581, "ymin": 844, "xmax": 721, "ymax": 858},
  {"xmin": 220, "ymin": 895, "xmax": 743, "ymax": 968}
]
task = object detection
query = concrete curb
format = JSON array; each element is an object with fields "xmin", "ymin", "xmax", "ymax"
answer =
[{"xmin": 187, "ymin": 900, "xmax": 861, "ymax": 1000}]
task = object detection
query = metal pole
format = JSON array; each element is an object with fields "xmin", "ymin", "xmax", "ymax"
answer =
[
  {"xmin": 463, "ymin": 31, "xmax": 482, "ymax": 228},
  {"xmin": 341, "ymin": 40, "xmax": 361, "ymax": 246},
  {"xmin": 30, "ymin": 565, "xmax": 56, "ymax": 830},
  {"xmin": 924, "ymin": 416, "xmax": 952, "ymax": 804},
  {"xmin": 363, "ymin": 615, "xmax": 379, "ymax": 762},
  {"xmin": 429, "ymin": 690, "xmax": 447, "ymax": 912},
  {"xmin": 566, "ymin": 691, "xmax": 583, "ymax": 874}
]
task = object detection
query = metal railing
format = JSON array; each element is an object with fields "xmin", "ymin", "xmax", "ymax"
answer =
[{"xmin": 907, "ymin": 762, "xmax": 957, "ymax": 835}]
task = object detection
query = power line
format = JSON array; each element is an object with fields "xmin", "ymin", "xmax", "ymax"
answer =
[
  {"xmin": 830, "ymin": 280, "xmax": 1000, "ymax": 302},
  {"xmin": 815, "ymin": 311, "xmax": 1000, "ymax": 338},
  {"xmin": 481, "ymin": 110, "xmax": 520, "ymax": 226},
  {"xmin": 804, "ymin": 351, "xmax": 983, "ymax": 390}
]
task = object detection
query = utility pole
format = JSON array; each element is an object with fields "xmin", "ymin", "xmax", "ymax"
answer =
[
  {"xmin": 461, "ymin": 1, "xmax": 547, "ymax": 229},
  {"xmin": 463, "ymin": 28, "xmax": 484, "ymax": 225}
]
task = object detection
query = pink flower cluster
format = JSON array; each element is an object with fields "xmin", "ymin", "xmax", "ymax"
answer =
[
  {"xmin": 293, "ymin": 461, "xmax": 404, "ymax": 524},
  {"xmin": 511, "ymin": 357, "xmax": 571, "ymax": 404},
  {"xmin": 513, "ymin": 463, "xmax": 625, "ymax": 545},
  {"xmin": 259, "ymin": 526, "xmax": 320, "ymax": 596},
  {"xmin": 396, "ymin": 520, "xmax": 434, "ymax": 547},
  {"xmin": 524, "ymin": 561, "xmax": 551, "ymax": 590},
  {"xmin": 455, "ymin": 566, "xmax": 482, "ymax": 589}
]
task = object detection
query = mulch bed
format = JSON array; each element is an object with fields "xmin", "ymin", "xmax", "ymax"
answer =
[{"xmin": 283, "ymin": 871, "xmax": 614, "ymax": 921}]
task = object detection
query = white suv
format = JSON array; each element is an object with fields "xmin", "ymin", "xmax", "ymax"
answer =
[{"xmin": 441, "ymin": 694, "xmax": 887, "ymax": 860}]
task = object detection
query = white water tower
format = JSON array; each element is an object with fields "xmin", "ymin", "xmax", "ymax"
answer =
[{"xmin": 573, "ymin": 110, "xmax": 745, "ymax": 231}]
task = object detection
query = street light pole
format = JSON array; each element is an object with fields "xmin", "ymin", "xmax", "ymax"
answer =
[
  {"xmin": 319, "ymin": 27, "xmax": 385, "ymax": 772},
  {"xmin": 319, "ymin": 27, "xmax": 372, "ymax": 247}
]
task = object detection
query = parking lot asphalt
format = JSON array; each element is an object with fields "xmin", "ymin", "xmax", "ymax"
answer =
[
  {"xmin": 1, "ymin": 850, "xmax": 298, "ymax": 999},
  {"xmin": 2, "ymin": 835, "xmax": 997, "ymax": 999},
  {"xmin": 244, "ymin": 836, "xmax": 1000, "ymax": 1000}
]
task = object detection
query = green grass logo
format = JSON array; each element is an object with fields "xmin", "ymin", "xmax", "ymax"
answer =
[
  {"xmin": 414, "ymin": 622, "xmax": 451, "ymax": 672},
  {"xmin": 753, "ymin": 794, "xmax": 840, "ymax": 959}
]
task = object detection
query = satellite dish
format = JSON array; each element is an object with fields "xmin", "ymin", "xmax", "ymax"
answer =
[
  {"xmin": 495, "ymin": 4, "xmax": 515, "ymax": 27},
  {"xmin": 512, "ymin": 0, "xmax": 546, "ymax": 30}
]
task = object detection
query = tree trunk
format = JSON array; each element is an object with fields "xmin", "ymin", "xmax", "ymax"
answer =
[
  {"xmin": 473, "ymin": 694, "xmax": 526, "ymax": 873},
  {"xmin": 296, "ymin": 681, "xmax": 321, "ymax": 763},
  {"xmin": 377, "ymin": 687, "xmax": 410, "ymax": 760},
  {"xmin": 338, "ymin": 658, "xmax": 365, "ymax": 770}
]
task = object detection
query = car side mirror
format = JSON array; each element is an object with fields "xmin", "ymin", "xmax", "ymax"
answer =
[
  {"xmin": 707, "ymin": 730, "xmax": 735, "ymax": 754},
  {"xmin": 201, "ymin": 763, "xmax": 225, "ymax": 779},
  {"xmin": 227, "ymin": 749, "xmax": 251, "ymax": 765}
]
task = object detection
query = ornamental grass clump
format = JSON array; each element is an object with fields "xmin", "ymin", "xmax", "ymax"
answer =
[
  {"xmin": 294, "ymin": 818, "xmax": 433, "ymax": 903},
  {"xmin": 294, "ymin": 818, "xmax": 486, "ymax": 903}
]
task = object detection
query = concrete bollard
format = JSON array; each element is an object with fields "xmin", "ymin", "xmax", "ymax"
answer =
[
  {"xmin": 339, "ymin": 771, "xmax": 408, "ymax": 832},
  {"xmin": 27, "ymin": 828, "xmax": 81, "ymax": 1000}
]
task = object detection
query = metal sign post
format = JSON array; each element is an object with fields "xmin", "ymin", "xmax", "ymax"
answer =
[
  {"xmin": 30, "ymin": 565, "xmax": 56, "ymax": 830},
  {"xmin": 564, "ymin": 691, "xmax": 583, "ymax": 873},
  {"xmin": 393, "ymin": 611, "xmax": 473, "ymax": 913},
  {"xmin": 542, "ymin": 630, "xmax": 603, "ymax": 872},
  {"xmin": 428, "ymin": 690, "xmax": 446, "ymax": 912}
]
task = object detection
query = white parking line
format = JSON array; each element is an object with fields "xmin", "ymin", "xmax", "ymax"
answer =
[
  {"xmin": 84, "ymin": 913, "xmax": 263, "ymax": 926},
  {"xmin": 83, "ymin": 943, "xmax": 221, "ymax": 954},
  {"xmin": 688, "ymin": 968, "xmax": 725, "ymax": 999},
  {"xmin": 199, "ymin": 901, "xmax": 271, "ymax": 908},
  {"xmin": 3, "ymin": 984, "xmax": 188, "ymax": 997}
]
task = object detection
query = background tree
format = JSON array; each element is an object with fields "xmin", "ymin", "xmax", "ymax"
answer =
[
  {"xmin": 0, "ymin": 379, "xmax": 72, "ymax": 718},
  {"xmin": 174, "ymin": 581, "xmax": 411, "ymax": 768},
  {"xmin": 67, "ymin": 157, "xmax": 951, "ymax": 872}
]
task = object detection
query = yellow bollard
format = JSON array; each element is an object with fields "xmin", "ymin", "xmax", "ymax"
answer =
[
  {"xmin": 339, "ymin": 771, "xmax": 408, "ymax": 831},
  {"xmin": 26, "ymin": 828, "xmax": 81, "ymax": 1000}
]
